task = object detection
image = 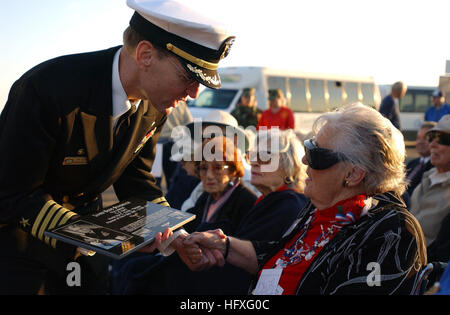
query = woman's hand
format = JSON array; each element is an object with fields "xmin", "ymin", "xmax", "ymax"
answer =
[{"xmin": 137, "ymin": 227, "xmax": 173, "ymax": 253}]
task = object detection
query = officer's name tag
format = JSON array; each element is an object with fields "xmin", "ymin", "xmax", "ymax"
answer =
[
  {"xmin": 252, "ymin": 268, "xmax": 284, "ymax": 295},
  {"xmin": 62, "ymin": 157, "xmax": 88, "ymax": 166}
]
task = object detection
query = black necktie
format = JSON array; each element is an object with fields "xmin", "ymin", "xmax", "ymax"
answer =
[
  {"xmin": 114, "ymin": 104, "xmax": 137, "ymax": 146},
  {"xmin": 407, "ymin": 159, "xmax": 424, "ymax": 181}
]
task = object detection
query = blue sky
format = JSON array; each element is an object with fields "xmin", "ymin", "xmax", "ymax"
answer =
[{"xmin": 1, "ymin": 0, "xmax": 449, "ymax": 112}]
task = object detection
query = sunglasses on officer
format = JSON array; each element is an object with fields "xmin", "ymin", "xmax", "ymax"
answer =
[
  {"xmin": 427, "ymin": 131, "xmax": 450, "ymax": 146},
  {"xmin": 303, "ymin": 138, "xmax": 348, "ymax": 170}
]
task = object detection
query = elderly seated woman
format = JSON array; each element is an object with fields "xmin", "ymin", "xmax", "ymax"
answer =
[
  {"xmin": 111, "ymin": 135, "xmax": 255, "ymax": 293},
  {"xmin": 177, "ymin": 135, "xmax": 257, "ymax": 236},
  {"xmin": 117, "ymin": 129, "xmax": 309, "ymax": 294},
  {"xmin": 181, "ymin": 103, "xmax": 427, "ymax": 295}
]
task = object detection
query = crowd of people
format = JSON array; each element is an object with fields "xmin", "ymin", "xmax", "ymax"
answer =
[
  {"xmin": 231, "ymin": 87, "xmax": 295, "ymax": 132},
  {"xmin": 0, "ymin": 0, "xmax": 448, "ymax": 296},
  {"xmin": 110, "ymin": 98, "xmax": 449, "ymax": 295}
]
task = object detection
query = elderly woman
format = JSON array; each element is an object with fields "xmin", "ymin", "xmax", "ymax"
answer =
[
  {"xmin": 116, "ymin": 129, "xmax": 309, "ymax": 294},
  {"xmin": 111, "ymin": 135, "xmax": 254, "ymax": 293},
  {"xmin": 183, "ymin": 103, "xmax": 427, "ymax": 295},
  {"xmin": 176, "ymin": 136, "xmax": 257, "ymax": 236}
]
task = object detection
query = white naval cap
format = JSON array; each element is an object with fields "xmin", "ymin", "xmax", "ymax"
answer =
[{"xmin": 126, "ymin": 0, "xmax": 235, "ymax": 89}]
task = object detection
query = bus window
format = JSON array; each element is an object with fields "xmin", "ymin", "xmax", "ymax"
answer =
[
  {"xmin": 220, "ymin": 74, "xmax": 242, "ymax": 83},
  {"xmin": 344, "ymin": 82, "xmax": 359, "ymax": 104},
  {"xmin": 399, "ymin": 93, "xmax": 414, "ymax": 112},
  {"xmin": 415, "ymin": 93, "xmax": 430, "ymax": 112},
  {"xmin": 267, "ymin": 76, "xmax": 287, "ymax": 97},
  {"xmin": 328, "ymin": 81, "xmax": 343, "ymax": 110},
  {"xmin": 361, "ymin": 83, "xmax": 375, "ymax": 107},
  {"xmin": 189, "ymin": 88, "xmax": 238, "ymax": 109},
  {"xmin": 289, "ymin": 78, "xmax": 308, "ymax": 112},
  {"xmin": 309, "ymin": 79, "xmax": 327, "ymax": 112}
]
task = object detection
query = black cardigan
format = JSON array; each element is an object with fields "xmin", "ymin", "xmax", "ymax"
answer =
[
  {"xmin": 183, "ymin": 182, "xmax": 257, "ymax": 235},
  {"xmin": 250, "ymin": 192, "xmax": 426, "ymax": 295}
]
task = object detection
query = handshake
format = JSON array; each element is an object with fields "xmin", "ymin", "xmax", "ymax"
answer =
[
  {"xmin": 138, "ymin": 227, "xmax": 258, "ymax": 274},
  {"xmin": 173, "ymin": 229, "xmax": 230, "ymax": 271}
]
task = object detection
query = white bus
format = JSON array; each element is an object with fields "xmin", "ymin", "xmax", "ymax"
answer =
[{"xmin": 188, "ymin": 66, "xmax": 381, "ymax": 136}]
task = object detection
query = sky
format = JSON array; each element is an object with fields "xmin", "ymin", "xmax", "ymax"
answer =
[{"xmin": 1, "ymin": 0, "xmax": 449, "ymax": 113}]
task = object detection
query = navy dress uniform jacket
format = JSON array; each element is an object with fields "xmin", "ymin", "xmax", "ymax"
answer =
[{"xmin": 0, "ymin": 46, "xmax": 167, "ymax": 293}]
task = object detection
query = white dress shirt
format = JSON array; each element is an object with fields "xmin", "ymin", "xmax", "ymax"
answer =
[{"xmin": 111, "ymin": 48, "xmax": 140, "ymax": 129}]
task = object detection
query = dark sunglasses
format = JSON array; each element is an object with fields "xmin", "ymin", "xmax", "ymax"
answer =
[
  {"xmin": 303, "ymin": 138, "xmax": 348, "ymax": 170},
  {"xmin": 427, "ymin": 131, "xmax": 450, "ymax": 146}
]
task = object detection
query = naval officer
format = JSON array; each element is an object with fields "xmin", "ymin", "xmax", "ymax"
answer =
[{"xmin": 0, "ymin": 0, "xmax": 235, "ymax": 294}]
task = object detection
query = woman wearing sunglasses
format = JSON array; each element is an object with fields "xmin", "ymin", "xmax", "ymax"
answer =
[
  {"xmin": 182, "ymin": 103, "xmax": 427, "ymax": 295},
  {"xmin": 410, "ymin": 114, "xmax": 450, "ymax": 248}
]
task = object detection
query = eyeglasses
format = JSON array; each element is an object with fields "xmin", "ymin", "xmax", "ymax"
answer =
[
  {"xmin": 168, "ymin": 57, "xmax": 197, "ymax": 86},
  {"xmin": 427, "ymin": 131, "xmax": 450, "ymax": 146},
  {"xmin": 198, "ymin": 163, "xmax": 231, "ymax": 176},
  {"xmin": 303, "ymin": 138, "xmax": 348, "ymax": 170}
]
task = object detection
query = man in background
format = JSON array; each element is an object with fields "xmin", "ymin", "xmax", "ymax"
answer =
[
  {"xmin": 231, "ymin": 88, "xmax": 262, "ymax": 128},
  {"xmin": 405, "ymin": 121, "xmax": 436, "ymax": 196},
  {"xmin": 379, "ymin": 81, "xmax": 407, "ymax": 130},
  {"xmin": 410, "ymin": 115, "xmax": 450, "ymax": 246},
  {"xmin": 257, "ymin": 89, "xmax": 295, "ymax": 130},
  {"xmin": 425, "ymin": 89, "xmax": 450, "ymax": 122}
]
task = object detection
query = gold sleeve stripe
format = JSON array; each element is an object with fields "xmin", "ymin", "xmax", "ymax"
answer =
[
  {"xmin": 37, "ymin": 204, "xmax": 63, "ymax": 241},
  {"xmin": 31, "ymin": 200, "xmax": 57, "ymax": 237},
  {"xmin": 50, "ymin": 211, "xmax": 77, "ymax": 249},
  {"xmin": 159, "ymin": 201, "xmax": 170, "ymax": 207},
  {"xmin": 151, "ymin": 197, "xmax": 168, "ymax": 205},
  {"xmin": 44, "ymin": 207, "xmax": 71, "ymax": 245}
]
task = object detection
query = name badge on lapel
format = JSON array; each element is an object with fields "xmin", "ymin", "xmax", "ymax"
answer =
[{"xmin": 134, "ymin": 127, "xmax": 157, "ymax": 154}]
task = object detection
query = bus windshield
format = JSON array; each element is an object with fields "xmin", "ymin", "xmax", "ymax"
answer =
[{"xmin": 189, "ymin": 88, "xmax": 238, "ymax": 109}]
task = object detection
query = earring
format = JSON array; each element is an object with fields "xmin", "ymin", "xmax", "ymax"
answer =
[
  {"xmin": 343, "ymin": 179, "xmax": 349, "ymax": 187},
  {"xmin": 284, "ymin": 176, "xmax": 294, "ymax": 185}
]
